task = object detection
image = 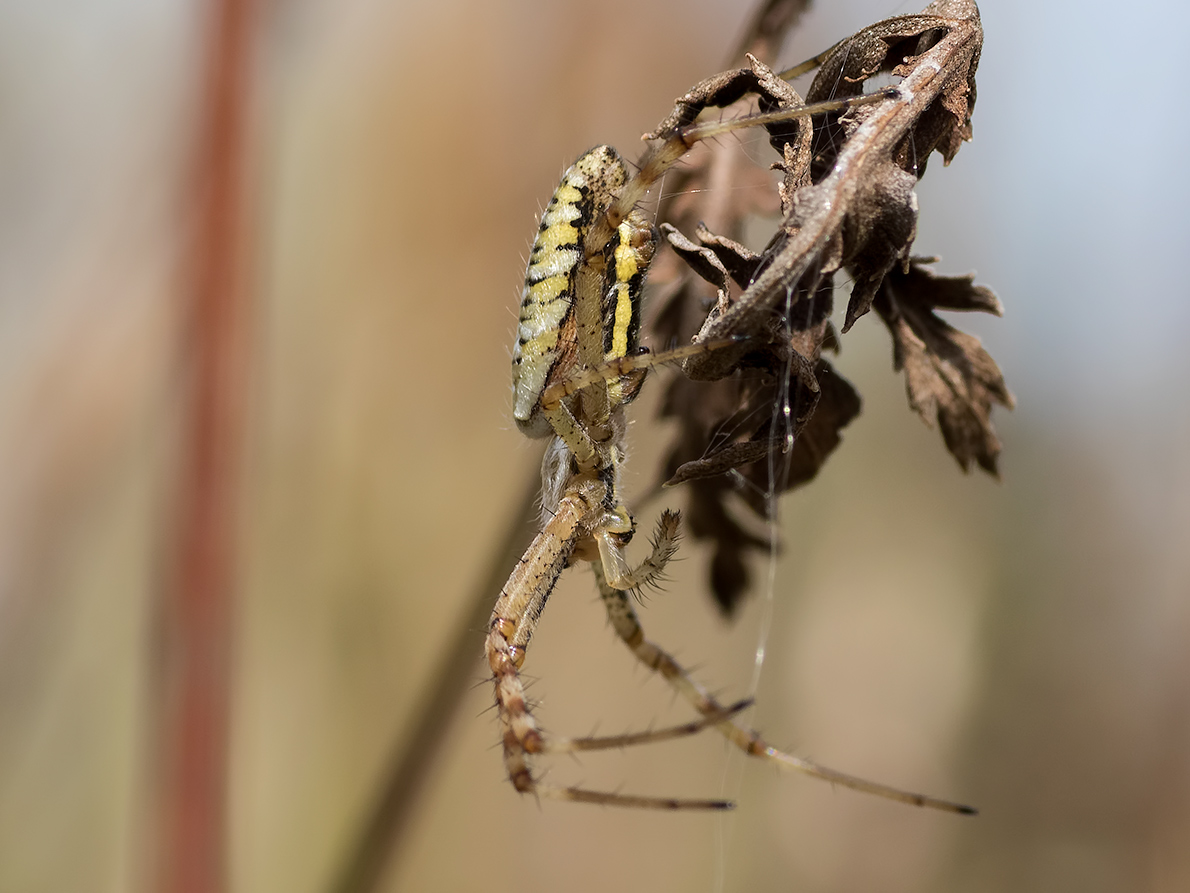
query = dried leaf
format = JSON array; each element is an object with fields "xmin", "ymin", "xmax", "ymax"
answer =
[
  {"xmin": 643, "ymin": 0, "xmax": 1004, "ymax": 614},
  {"xmin": 684, "ymin": 1, "xmax": 987, "ymax": 371},
  {"xmin": 874, "ymin": 259, "xmax": 1013, "ymax": 474},
  {"xmin": 655, "ymin": 355, "xmax": 859, "ymax": 616}
]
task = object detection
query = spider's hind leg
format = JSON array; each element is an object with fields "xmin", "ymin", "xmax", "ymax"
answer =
[
  {"xmin": 592, "ymin": 556, "xmax": 977, "ymax": 815},
  {"xmin": 489, "ymin": 482, "xmax": 741, "ymax": 810}
]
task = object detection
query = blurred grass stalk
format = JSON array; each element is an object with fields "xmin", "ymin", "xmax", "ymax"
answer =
[{"xmin": 155, "ymin": 1, "xmax": 257, "ymax": 891}]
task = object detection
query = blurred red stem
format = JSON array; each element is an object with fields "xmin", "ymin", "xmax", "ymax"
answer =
[{"xmin": 158, "ymin": 1, "xmax": 255, "ymax": 891}]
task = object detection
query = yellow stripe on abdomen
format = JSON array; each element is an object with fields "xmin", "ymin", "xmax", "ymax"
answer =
[{"xmin": 513, "ymin": 146, "xmax": 629, "ymax": 432}]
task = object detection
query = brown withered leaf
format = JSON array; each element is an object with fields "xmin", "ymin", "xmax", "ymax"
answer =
[
  {"xmin": 641, "ymin": 0, "xmax": 1004, "ymax": 614},
  {"xmin": 684, "ymin": 478, "xmax": 771, "ymax": 617},
  {"xmin": 873, "ymin": 259, "xmax": 1013, "ymax": 475},
  {"xmin": 655, "ymin": 203, "xmax": 853, "ymax": 614},
  {"xmin": 666, "ymin": 358, "xmax": 860, "ymax": 500},
  {"xmin": 658, "ymin": 223, "xmax": 732, "ymax": 317},
  {"xmin": 657, "ymin": 353, "xmax": 859, "ymax": 616},
  {"xmin": 643, "ymin": 1, "xmax": 835, "ymax": 614},
  {"xmin": 805, "ymin": 1, "xmax": 981, "ymax": 181},
  {"xmin": 682, "ymin": 0, "xmax": 987, "ymax": 376}
]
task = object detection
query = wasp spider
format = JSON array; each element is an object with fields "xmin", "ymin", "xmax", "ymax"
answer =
[{"xmin": 486, "ymin": 56, "xmax": 974, "ymax": 813}]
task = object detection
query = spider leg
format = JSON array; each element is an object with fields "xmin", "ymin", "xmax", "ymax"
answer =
[
  {"xmin": 488, "ymin": 485, "xmax": 592, "ymax": 791},
  {"xmin": 536, "ymin": 339, "xmax": 744, "ymax": 482},
  {"xmin": 777, "ymin": 42, "xmax": 842, "ymax": 80},
  {"xmin": 680, "ymin": 87, "xmax": 895, "ymax": 144},
  {"xmin": 539, "ymin": 339, "xmax": 741, "ymax": 414},
  {"xmin": 540, "ymin": 787, "xmax": 731, "ymax": 810},
  {"xmin": 487, "ymin": 482, "xmax": 737, "ymax": 810},
  {"xmin": 597, "ymin": 508, "xmax": 681, "ymax": 592},
  {"xmin": 592, "ymin": 562, "xmax": 977, "ymax": 815},
  {"xmin": 537, "ymin": 400, "xmax": 601, "ymax": 470},
  {"xmin": 542, "ymin": 698, "xmax": 752, "ymax": 754},
  {"xmin": 592, "ymin": 59, "xmax": 898, "ymax": 246}
]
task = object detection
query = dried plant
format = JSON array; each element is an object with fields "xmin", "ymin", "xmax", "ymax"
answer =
[{"xmin": 649, "ymin": 0, "xmax": 1011, "ymax": 614}]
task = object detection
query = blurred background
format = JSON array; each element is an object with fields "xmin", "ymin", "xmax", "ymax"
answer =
[{"xmin": 1, "ymin": 0, "xmax": 1188, "ymax": 891}]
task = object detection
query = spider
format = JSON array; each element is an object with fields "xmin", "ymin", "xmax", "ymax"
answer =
[{"xmin": 486, "ymin": 54, "xmax": 976, "ymax": 812}]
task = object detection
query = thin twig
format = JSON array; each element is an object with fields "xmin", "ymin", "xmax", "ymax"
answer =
[{"xmin": 328, "ymin": 462, "xmax": 543, "ymax": 893}]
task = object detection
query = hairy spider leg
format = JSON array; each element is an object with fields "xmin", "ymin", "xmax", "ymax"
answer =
[
  {"xmin": 486, "ymin": 478, "xmax": 749, "ymax": 809},
  {"xmin": 592, "ymin": 85, "xmax": 898, "ymax": 251},
  {"xmin": 593, "ymin": 549, "xmax": 977, "ymax": 814}
]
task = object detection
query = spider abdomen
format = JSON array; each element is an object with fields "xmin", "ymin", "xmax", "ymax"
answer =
[{"xmin": 513, "ymin": 145, "xmax": 629, "ymax": 436}]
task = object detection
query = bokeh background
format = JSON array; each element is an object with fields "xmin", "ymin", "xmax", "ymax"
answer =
[{"xmin": 2, "ymin": 0, "xmax": 1188, "ymax": 891}]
